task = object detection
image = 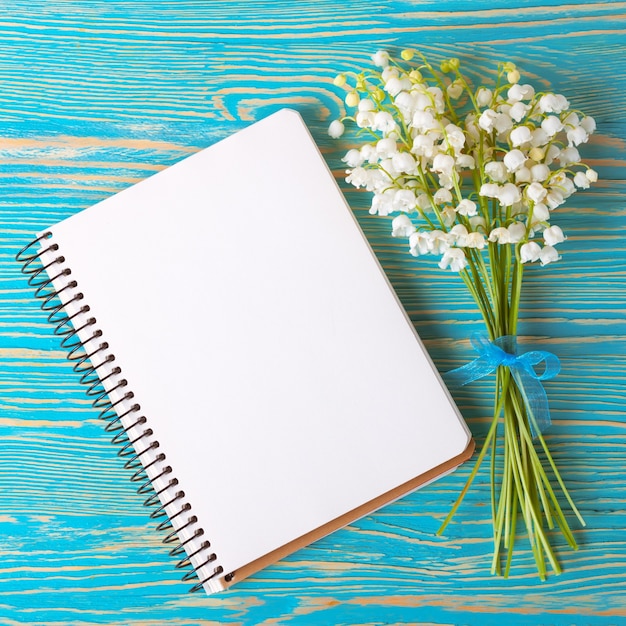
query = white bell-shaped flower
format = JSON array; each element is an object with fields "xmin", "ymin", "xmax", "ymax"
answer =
[
  {"xmin": 527, "ymin": 181, "xmax": 547, "ymax": 203},
  {"xmin": 469, "ymin": 216, "xmax": 487, "ymax": 232},
  {"xmin": 445, "ymin": 123, "xmax": 466, "ymax": 154},
  {"xmin": 520, "ymin": 241, "xmax": 541, "ymax": 263},
  {"xmin": 409, "ymin": 231, "xmax": 431, "ymax": 256},
  {"xmin": 567, "ymin": 126, "xmax": 588, "ymax": 147},
  {"xmin": 412, "ymin": 134, "xmax": 436, "ymax": 158},
  {"xmin": 497, "ymin": 182, "xmax": 522, "ymax": 207},
  {"xmin": 373, "ymin": 111, "xmax": 398, "ymax": 133},
  {"xmin": 382, "ymin": 67, "xmax": 398, "ymax": 82},
  {"xmin": 360, "ymin": 144, "xmax": 378, "ymax": 164},
  {"xmin": 494, "ymin": 112, "xmax": 514, "ymax": 134},
  {"xmin": 581, "ymin": 116, "xmax": 596, "ymax": 134},
  {"xmin": 432, "ymin": 153, "xmax": 455, "ymax": 175},
  {"xmin": 391, "ymin": 214, "xmax": 416, "ymax": 238},
  {"xmin": 509, "ymin": 101, "xmax": 528, "ymax": 122},
  {"xmin": 531, "ymin": 128, "xmax": 549, "ymax": 147},
  {"xmin": 370, "ymin": 189, "xmax": 396, "ymax": 216},
  {"xmin": 539, "ymin": 245, "xmax": 560, "ymax": 266},
  {"xmin": 545, "ymin": 144, "xmax": 561, "ymax": 165},
  {"xmin": 478, "ymin": 109, "xmax": 497, "ymax": 131},
  {"xmin": 456, "ymin": 154, "xmax": 475, "ymax": 169},
  {"xmin": 358, "ymin": 99, "xmax": 375, "ymax": 113},
  {"xmin": 515, "ymin": 167, "xmax": 532, "ymax": 183},
  {"xmin": 434, "ymin": 188, "xmax": 453, "ymax": 205},
  {"xmin": 376, "ymin": 137, "xmax": 398, "ymax": 158},
  {"xmin": 503, "ymin": 149, "xmax": 526, "ymax": 173},
  {"xmin": 392, "ymin": 151, "xmax": 417, "ymax": 175},
  {"xmin": 447, "ymin": 81, "xmax": 463, "ymax": 99},
  {"xmin": 429, "ymin": 230, "xmax": 450, "ymax": 254},
  {"xmin": 457, "ymin": 199, "xmax": 478, "ymax": 216},
  {"xmin": 328, "ymin": 120, "xmax": 345, "ymax": 138},
  {"xmin": 476, "ymin": 87, "xmax": 492, "ymax": 107},
  {"xmin": 356, "ymin": 110, "xmax": 375, "ymax": 128},
  {"xmin": 541, "ymin": 116, "xmax": 563, "ymax": 137},
  {"xmin": 485, "ymin": 161, "xmax": 508, "ymax": 182},
  {"xmin": 507, "ymin": 222, "xmax": 526, "ymax": 243},
  {"xmin": 508, "ymin": 83, "xmax": 535, "ymax": 102},
  {"xmin": 480, "ymin": 183, "xmax": 500, "ymax": 199},
  {"xmin": 557, "ymin": 146, "xmax": 580, "ymax": 166},
  {"xmin": 372, "ymin": 50, "xmax": 390, "ymax": 67},
  {"xmin": 538, "ymin": 93, "xmax": 569, "ymax": 114},
  {"xmin": 532, "ymin": 203, "xmax": 550, "ymax": 223},
  {"xmin": 531, "ymin": 164, "xmax": 550, "ymax": 182},
  {"xmin": 510, "ymin": 126, "xmax": 533, "ymax": 147},
  {"xmin": 466, "ymin": 232, "xmax": 487, "ymax": 249},
  {"xmin": 545, "ymin": 189, "xmax": 565, "ymax": 210},
  {"xmin": 342, "ymin": 149, "xmax": 364, "ymax": 168},
  {"xmin": 488, "ymin": 227, "xmax": 511, "ymax": 244},
  {"xmin": 449, "ymin": 224, "xmax": 469, "ymax": 246},
  {"xmin": 438, "ymin": 248, "xmax": 468, "ymax": 272},
  {"xmin": 416, "ymin": 193, "xmax": 431, "ymax": 210},
  {"xmin": 393, "ymin": 189, "xmax": 418, "ymax": 212},
  {"xmin": 543, "ymin": 225, "xmax": 566, "ymax": 246}
]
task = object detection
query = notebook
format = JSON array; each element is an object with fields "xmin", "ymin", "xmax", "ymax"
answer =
[{"xmin": 17, "ymin": 108, "xmax": 473, "ymax": 595}]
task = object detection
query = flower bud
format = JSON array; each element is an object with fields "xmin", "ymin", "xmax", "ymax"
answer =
[
  {"xmin": 328, "ymin": 120, "xmax": 345, "ymax": 138},
  {"xmin": 333, "ymin": 74, "xmax": 347, "ymax": 87},
  {"xmin": 401, "ymin": 48, "xmax": 415, "ymax": 61},
  {"xmin": 507, "ymin": 69, "xmax": 521, "ymax": 84},
  {"xmin": 476, "ymin": 87, "xmax": 492, "ymax": 107},
  {"xmin": 371, "ymin": 88, "xmax": 386, "ymax": 103},
  {"xmin": 345, "ymin": 91, "xmax": 360, "ymax": 107},
  {"xmin": 447, "ymin": 81, "xmax": 463, "ymax": 99}
]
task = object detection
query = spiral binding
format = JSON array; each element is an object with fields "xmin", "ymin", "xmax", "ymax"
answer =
[{"xmin": 16, "ymin": 232, "xmax": 235, "ymax": 593}]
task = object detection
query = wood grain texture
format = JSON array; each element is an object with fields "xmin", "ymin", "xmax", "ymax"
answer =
[{"xmin": 0, "ymin": 1, "xmax": 625, "ymax": 624}]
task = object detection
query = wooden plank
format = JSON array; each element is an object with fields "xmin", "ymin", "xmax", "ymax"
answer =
[{"xmin": 0, "ymin": 1, "xmax": 624, "ymax": 623}]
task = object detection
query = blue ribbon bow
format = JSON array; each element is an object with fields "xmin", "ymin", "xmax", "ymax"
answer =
[{"xmin": 444, "ymin": 333, "xmax": 560, "ymax": 437}]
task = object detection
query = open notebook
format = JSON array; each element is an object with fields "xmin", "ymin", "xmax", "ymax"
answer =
[{"xmin": 17, "ymin": 109, "xmax": 473, "ymax": 594}]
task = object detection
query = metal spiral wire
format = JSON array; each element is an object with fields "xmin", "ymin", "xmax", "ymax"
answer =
[{"xmin": 16, "ymin": 233, "xmax": 230, "ymax": 593}]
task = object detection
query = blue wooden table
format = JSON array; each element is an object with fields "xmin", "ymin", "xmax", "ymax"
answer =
[{"xmin": 1, "ymin": 2, "xmax": 625, "ymax": 624}]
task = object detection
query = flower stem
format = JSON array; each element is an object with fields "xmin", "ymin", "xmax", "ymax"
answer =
[{"xmin": 440, "ymin": 247, "xmax": 583, "ymax": 579}]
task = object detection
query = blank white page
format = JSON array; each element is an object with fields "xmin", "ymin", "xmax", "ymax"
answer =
[{"xmin": 40, "ymin": 109, "xmax": 470, "ymax": 585}]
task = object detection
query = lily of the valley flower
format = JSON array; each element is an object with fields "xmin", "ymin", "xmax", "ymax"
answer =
[
  {"xmin": 330, "ymin": 50, "xmax": 597, "ymax": 582},
  {"xmin": 331, "ymin": 50, "xmax": 596, "ymax": 273},
  {"xmin": 439, "ymin": 247, "xmax": 468, "ymax": 271},
  {"xmin": 391, "ymin": 214, "xmax": 416, "ymax": 238}
]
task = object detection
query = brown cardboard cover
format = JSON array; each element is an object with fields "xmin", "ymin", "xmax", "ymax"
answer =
[{"xmin": 220, "ymin": 437, "xmax": 475, "ymax": 588}]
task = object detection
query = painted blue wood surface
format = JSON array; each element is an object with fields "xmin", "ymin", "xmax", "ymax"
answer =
[{"xmin": 0, "ymin": 1, "xmax": 625, "ymax": 624}]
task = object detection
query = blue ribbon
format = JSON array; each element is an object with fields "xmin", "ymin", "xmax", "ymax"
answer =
[{"xmin": 444, "ymin": 333, "xmax": 560, "ymax": 437}]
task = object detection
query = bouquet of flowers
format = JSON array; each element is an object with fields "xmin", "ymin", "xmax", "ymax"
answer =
[{"xmin": 329, "ymin": 49, "xmax": 596, "ymax": 578}]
